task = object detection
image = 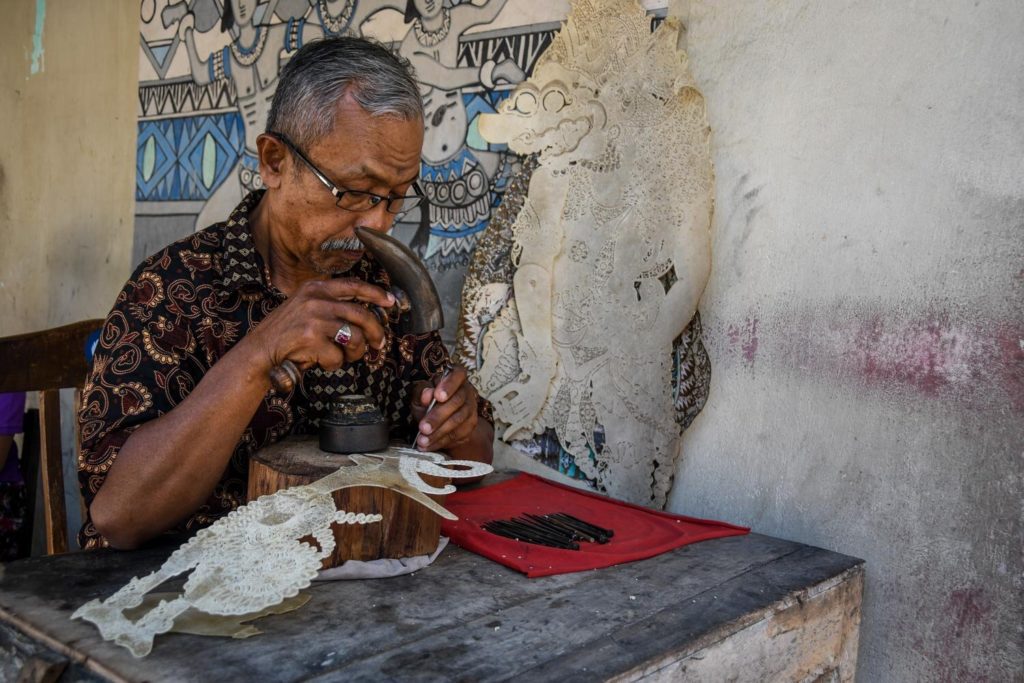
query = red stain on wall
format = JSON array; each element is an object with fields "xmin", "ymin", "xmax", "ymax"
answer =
[
  {"xmin": 742, "ymin": 318, "xmax": 759, "ymax": 366},
  {"xmin": 935, "ymin": 588, "xmax": 994, "ymax": 683},
  {"xmin": 840, "ymin": 314, "xmax": 1024, "ymax": 412},
  {"xmin": 717, "ymin": 308, "xmax": 1024, "ymax": 413},
  {"xmin": 726, "ymin": 317, "xmax": 759, "ymax": 368},
  {"xmin": 850, "ymin": 314, "xmax": 961, "ymax": 397},
  {"xmin": 994, "ymin": 324, "xmax": 1024, "ymax": 414}
]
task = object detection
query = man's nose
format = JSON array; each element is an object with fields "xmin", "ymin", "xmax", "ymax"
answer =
[{"xmin": 356, "ymin": 201, "xmax": 395, "ymax": 234}]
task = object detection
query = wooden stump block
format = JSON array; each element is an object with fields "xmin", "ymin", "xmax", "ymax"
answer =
[{"xmin": 248, "ymin": 437, "xmax": 445, "ymax": 567}]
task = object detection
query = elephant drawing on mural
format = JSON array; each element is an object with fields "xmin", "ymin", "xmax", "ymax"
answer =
[
  {"xmin": 397, "ymin": 0, "xmax": 526, "ymax": 269},
  {"xmin": 169, "ymin": 0, "xmax": 403, "ymax": 232},
  {"xmin": 470, "ymin": 0, "xmax": 714, "ymax": 506}
]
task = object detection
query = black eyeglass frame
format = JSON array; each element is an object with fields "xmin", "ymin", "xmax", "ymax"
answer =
[{"xmin": 269, "ymin": 131, "xmax": 423, "ymax": 215}]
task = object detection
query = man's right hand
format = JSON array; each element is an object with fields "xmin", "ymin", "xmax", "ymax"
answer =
[{"xmin": 246, "ymin": 278, "xmax": 395, "ymax": 378}]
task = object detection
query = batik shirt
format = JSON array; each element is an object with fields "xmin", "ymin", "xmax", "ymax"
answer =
[{"xmin": 77, "ymin": 190, "xmax": 492, "ymax": 549}]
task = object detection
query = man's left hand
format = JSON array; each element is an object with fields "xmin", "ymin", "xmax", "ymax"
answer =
[{"xmin": 411, "ymin": 365, "xmax": 479, "ymax": 452}]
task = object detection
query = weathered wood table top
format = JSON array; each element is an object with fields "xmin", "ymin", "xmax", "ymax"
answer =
[{"xmin": 0, "ymin": 526, "xmax": 863, "ymax": 682}]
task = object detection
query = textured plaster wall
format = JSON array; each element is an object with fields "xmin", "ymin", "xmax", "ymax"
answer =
[
  {"xmin": 0, "ymin": 0, "xmax": 137, "ymax": 336},
  {"xmin": 670, "ymin": 1, "xmax": 1023, "ymax": 680}
]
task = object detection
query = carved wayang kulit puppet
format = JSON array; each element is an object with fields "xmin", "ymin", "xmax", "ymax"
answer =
[
  {"xmin": 459, "ymin": 0, "xmax": 715, "ymax": 506},
  {"xmin": 74, "ymin": 452, "xmax": 490, "ymax": 657}
]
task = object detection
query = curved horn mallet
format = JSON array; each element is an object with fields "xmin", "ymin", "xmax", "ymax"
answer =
[
  {"xmin": 353, "ymin": 226, "xmax": 444, "ymax": 335},
  {"xmin": 267, "ymin": 228, "xmax": 444, "ymax": 394}
]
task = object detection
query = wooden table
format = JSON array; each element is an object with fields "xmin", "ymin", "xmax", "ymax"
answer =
[{"xmin": 1, "ymin": 527, "xmax": 863, "ymax": 682}]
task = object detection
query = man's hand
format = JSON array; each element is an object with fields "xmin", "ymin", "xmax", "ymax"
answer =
[
  {"xmin": 246, "ymin": 278, "xmax": 394, "ymax": 378},
  {"xmin": 411, "ymin": 365, "xmax": 480, "ymax": 453}
]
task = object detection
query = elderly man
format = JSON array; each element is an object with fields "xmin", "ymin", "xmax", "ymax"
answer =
[{"xmin": 77, "ymin": 38, "xmax": 494, "ymax": 550}]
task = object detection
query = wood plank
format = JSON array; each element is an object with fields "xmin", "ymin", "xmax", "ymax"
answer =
[
  {"xmin": 633, "ymin": 568, "xmax": 863, "ymax": 682},
  {"xmin": 591, "ymin": 545, "xmax": 864, "ymax": 680},
  {"xmin": 0, "ymin": 530, "xmax": 861, "ymax": 682},
  {"xmin": 0, "ymin": 319, "xmax": 102, "ymax": 393},
  {"xmin": 0, "ymin": 607, "xmax": 118, "ymax": 683},
  {"xmin": 74, "ymin": 389, "xmax": 88, "ymax": 526},
  {"xmin": 319, "ymin": 541, "xmax": 862, "ymax": 681},
  {"xmin": 19, "ymin": 409, "xmax": 40, "ymax": 558},
  {"xmin": 15, "ymin": 657, "xmax": 68, "ymax": 683},
  {"xmin": 38, "ymin": 390, "xmax": 68, "ymax": 555}
]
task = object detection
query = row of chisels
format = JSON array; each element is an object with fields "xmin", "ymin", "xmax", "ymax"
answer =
[{"xmin": 481, "ymin": 513, "xmax": 614, "ymax": 550}]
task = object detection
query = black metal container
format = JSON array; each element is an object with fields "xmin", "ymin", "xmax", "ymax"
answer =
[{"xmin": 319, "ymin": 394, "xmax": 389, "ymax": 454}]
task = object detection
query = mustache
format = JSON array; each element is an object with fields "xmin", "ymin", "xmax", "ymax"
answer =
[{"xmin": 320, "ymin": 236, "xmax": 363, "ymax": 252}]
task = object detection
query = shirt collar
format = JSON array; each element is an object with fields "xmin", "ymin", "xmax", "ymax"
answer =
[{"xmin": 218, "ymin": 189, "xmax": 271, "ymax": 295}]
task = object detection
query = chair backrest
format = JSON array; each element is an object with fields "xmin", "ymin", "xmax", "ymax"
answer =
[{"xmin": 0, "ymin": 320, "xmax": 104, "ymax": 554}]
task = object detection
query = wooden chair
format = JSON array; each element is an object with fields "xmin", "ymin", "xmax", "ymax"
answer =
[{"xmin": 0, "ymin": 320, "xmax": 104, "ymax": 554}]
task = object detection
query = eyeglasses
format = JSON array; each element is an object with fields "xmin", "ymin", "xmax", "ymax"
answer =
[{"xmin": 269, "ymin": 131, "xmax": 423, "ymax": 214}]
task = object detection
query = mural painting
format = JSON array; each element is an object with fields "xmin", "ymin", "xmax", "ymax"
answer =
[{"xmin": 136, "ymin": 0, "xmax": 564, "ymax": 343}]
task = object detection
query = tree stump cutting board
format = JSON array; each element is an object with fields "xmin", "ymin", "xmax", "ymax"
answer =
[{"xmin": 247, "ymin": 436, "xmax": 445, "ymax": 567}]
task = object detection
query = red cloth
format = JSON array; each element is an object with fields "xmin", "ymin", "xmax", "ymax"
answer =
[{"xmin": 440, "ymin": 473, "xmax": 749, "ymax": 578}]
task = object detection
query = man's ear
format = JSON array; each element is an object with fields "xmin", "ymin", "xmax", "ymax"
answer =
[{"xmin": 256, "ymin": 133, "xmax": 287, "ymax": 189}]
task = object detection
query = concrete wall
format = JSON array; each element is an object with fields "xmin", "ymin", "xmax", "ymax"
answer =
[
  {"xmin": 0, "ymin": 0, "xmax": 137, "ymax": 548},
  {"xmin": 670, "ymin": 1, "xmax": 1023, "ymax": 680},
  {"xmin": 0, "ymin": 0, "xmax": 137, "ymax": 337}
]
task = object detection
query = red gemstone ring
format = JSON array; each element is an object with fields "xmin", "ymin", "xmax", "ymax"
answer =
[{"xmin": 334, "ymin": 323, "xmax": 353, "ymax": 346}]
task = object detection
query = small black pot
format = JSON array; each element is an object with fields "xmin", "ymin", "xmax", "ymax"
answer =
[{"xmin": 319, "ymin": 395, "xmax": 389, "ymax": 454}]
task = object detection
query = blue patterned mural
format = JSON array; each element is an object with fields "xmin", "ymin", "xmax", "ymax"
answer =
[{"xmin": 136, "ymin": 113, "xmax": 245, "ymax": 201}]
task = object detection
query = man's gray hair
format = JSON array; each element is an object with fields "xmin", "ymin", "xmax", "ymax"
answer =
[{"xmin": 267, "ymin": 37, "xmax": 423, "ymax": 151}]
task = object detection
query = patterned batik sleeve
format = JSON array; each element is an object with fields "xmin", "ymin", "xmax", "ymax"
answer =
[
  {"xmin": 77, "ymin": 257, "xmax": 210, "ymax": 546},
  {"xmin": 393, "ymin": 330, "xmax": 495, "ymax": 439}
]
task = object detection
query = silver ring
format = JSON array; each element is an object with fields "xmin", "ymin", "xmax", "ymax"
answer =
[{"xmin": 334, "ymin": 323, "xmax": 352, "ymax": 346}]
